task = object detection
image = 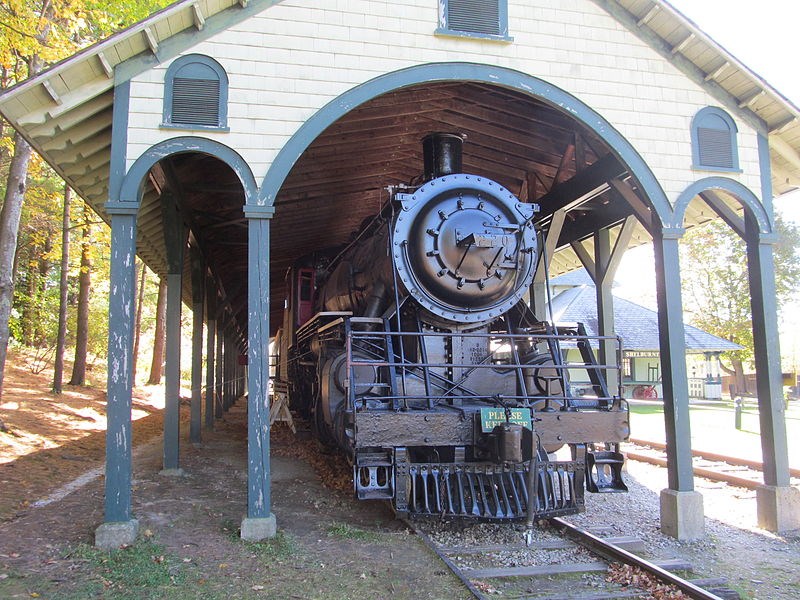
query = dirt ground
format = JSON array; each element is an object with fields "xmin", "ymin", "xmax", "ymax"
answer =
[
  {"xmin": 0, "ymin": 352, "xmax": 470, "ymax": 599},
  {"xmin": 0, "ymin": 351, "xmax": 167, "ymax": 521},
  {"xmin": 1, "ymin": 351, "xmax": 799, "ymax": 599}
]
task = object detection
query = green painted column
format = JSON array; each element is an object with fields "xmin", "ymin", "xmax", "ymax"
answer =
[
  {"xmin": 161, "ymin": 193, "xmax": 187, "ymax": 472},
  {"xmin": 190, "ymin": 245, "xmax": 205, "ymax": 444},
  {"xmin": 102, "ymin": 203, "xmax": 138, "ymax": 522},
  {"xmin": 746, "ymin": 221, "xmax": 790, "ymax": 488},
  {"xmin": 653, "ymin": 228, "xmax": 694, "ymax": 492},
  {"xmin": 214, "ymin": 314, "xmax": 224, "ymax": 418},
  {"xmin": 244, "ymin": 205, "xmax": 275, "ymax": 524},
  {"xmin": 205, "ymin": 281, "xmax": 216, "ymax": 430}
]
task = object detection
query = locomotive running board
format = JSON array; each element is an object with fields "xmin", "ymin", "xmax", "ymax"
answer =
[{"xmin": 399, "ymin": 461, "xmax": 585, "ymax": 520}]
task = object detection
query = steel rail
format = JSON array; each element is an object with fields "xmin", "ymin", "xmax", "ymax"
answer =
[
  {"xmin": 624, "ymin": 451, "xmax": 765, "ymax": 490},
  {"xmin": 403, "ymin": 518, "xmax": 486, "ymax": 600},
  {"xmin": 409, "ymin": 513, "xmax": 724, "ymax": 600},
  {"xmin": 629, "ymin": 437, "xmax": 800, "ymax": 479},
  {"xmin": 549, "ymin": 517, "xmax": 724, "ymax": 600}
]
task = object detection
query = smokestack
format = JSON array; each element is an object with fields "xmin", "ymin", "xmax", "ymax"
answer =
[{"xmin": 422, "ymin": 133, "xmax": 463, "ymax": 181}]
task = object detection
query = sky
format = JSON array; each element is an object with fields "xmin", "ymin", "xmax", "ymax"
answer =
[{"xmin": 611, "ymin": 0, "xmax": 800, "ymax": 371}]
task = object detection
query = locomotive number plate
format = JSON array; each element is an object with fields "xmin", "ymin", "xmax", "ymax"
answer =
[{"xmin": 480, "ymin": 408, "xmax": 532, "ymax": 432}]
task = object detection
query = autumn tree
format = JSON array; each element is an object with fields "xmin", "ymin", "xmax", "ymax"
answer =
[
  {"xmin": 681, "ymin": 212, "xmax": 800, "ymax": 393},
  {"xmin": 0, "ymin": 0, "xmax": 172, "ymax": 400}
]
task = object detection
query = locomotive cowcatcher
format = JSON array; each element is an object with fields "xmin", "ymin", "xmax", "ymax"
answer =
[{"xmin": 274, "ymin": 133, "xmax": 629, "ymax": 521}]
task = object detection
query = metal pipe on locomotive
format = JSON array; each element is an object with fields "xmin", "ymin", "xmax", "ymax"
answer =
[{"xmin": 276, "ymin": 133, "xmax": 629, "ymax": 520}]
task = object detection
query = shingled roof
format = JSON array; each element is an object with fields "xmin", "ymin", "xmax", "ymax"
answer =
[{"xmin": 549, "ymin": 280, "xmax": 742, "ymax": 353}]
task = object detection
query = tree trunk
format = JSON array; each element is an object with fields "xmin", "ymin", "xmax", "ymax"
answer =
[
  {"xmin": 22, "ymin": 253, "xmax": 37, "ymax": 346},
  {"xmin": 69, "ymin": 204, "xmax": 92, "ymax": 385},
  {"xmin": 0, "ymin": 132, "xmax": 34, "ymax": 403},
  {"xmin": 147, "ymin": 278, "xmax": 167, "ymax": 385},
  {"xmin": 132, "ymin": 261, "xmax": 146, "ymax": 385},
  {"xmin": 36, "ymin": 232, "xmax": 53, "ymax": 346},
  {"xmin": 53, "ymin": 186, "xmax": 71, "ymax": 394},
  {"xmin": 732, "ymin": 357, "xmax": 747, "ymax": 396}
]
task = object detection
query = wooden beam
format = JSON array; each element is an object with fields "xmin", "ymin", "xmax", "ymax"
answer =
[
  {"xmin": 608, "ymin": 178, "xmax": 654, "ymax": 234},
  {"xmin": 552, "ymin": 144, "xmax": 575, "ymax": 187},
  {"xmin": 42, "ymin": 80, "xmax": 63, "ymax": 105},
  {"xmin": 769, "ymin": 134, "xmax": 800, "ymax": 171},
  {"xmin": 671, "ymin": 33, "xmax": 694, "ymax": 55},
  {"xmin": 738, "ymin": 89, "xmax": 765, "ymax": 109},
  {"xmin": 636, "ymin": 5, "xmax": 659, "ymax": 27},
  {"xmin": 604, "ymin": 216, "xmax": 637, "ymax": 281},
  {"xmin": 574, "ymin": 131, "xmax": 587, "ymax": 171},
  {"xmin": 97, "ymin": 52, "xmax": 114, "ymax": 78},
  {"xmin": 534, "ymin": 153, "xmax": 627, "ymax": 216},
  {"xmin": 699, "ymin": 190, "xmax": 745, "ymax": 238},
  {"xmin": 704, "ymin": 61, "xmax": 730, "ymax": 82},
  {"xmin": 192, "ymin": 3, "xmax": 206, "ymax": 30},
  {"xmin": 558, "ymin": 199, "xmax": 634, "ymax": 249},
  {"xmin": 534, "ymin": 209, "xmax": 566, "ymax": 283},
  {"xmin": 770, "ymin": 116, "xmax": 798, "ymax": 134},
  {"xmin": 143, "ymin": 27, "xmax": 159, "ymax": 54},
  {"xmin": 571, "ymin": 239, "xmax": 595, "ymax": 282}
]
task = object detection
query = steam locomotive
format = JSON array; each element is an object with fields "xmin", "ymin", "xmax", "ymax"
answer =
[{"xmin": 275, "ymin": 134, "xmax": 629, "ymax": 521}]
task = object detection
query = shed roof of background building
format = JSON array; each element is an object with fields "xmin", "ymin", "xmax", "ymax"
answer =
[{"xmin": 549, "ymin": 273, "xmax": 743, "ymax": 353}]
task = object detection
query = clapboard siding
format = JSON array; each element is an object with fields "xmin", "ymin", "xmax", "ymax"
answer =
[{"xmin": 126, "ymin": 0, "xmax": 762, "ymax": 202}]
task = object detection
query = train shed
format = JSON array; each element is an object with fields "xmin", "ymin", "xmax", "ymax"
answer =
[{"xmin": 0, "ymin": 0, "xmax": 798, "ymax": 547}]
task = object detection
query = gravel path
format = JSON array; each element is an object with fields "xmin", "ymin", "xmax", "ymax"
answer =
[{"xmin": 567, "ymin": 459, "xmax": 800, "ymax": 600}]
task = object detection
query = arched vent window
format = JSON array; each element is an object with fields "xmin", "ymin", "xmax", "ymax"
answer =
[
  {"xmin": 436, "ymin": 0, "xmax": 511, "ymax": 41},
  {"xmin": 691, "ymin": 107, "xmax": 739, "ymax": 172},
  {"xmin": 163, "ymin": 55, "xmax": 229, "ymax": 131}
]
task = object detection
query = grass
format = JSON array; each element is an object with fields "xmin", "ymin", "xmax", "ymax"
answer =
[
  {"xmin": 245, "ymin": 530, "xmax": 297, "ymax": 561},
  {"xmin": 62, "ymin": 539, "xmax": 187, "ymax": 599},
  {"xmin": 326, "ymin": 522, "xmax": 382, "ymax": 542}
]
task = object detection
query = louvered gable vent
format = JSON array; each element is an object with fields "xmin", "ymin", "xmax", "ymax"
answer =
[
  {"xmin": 448, "ymin": 0, "xmax": 501, "ymax": 36},
  {"xmin": 697, "ymin": 127, "xmax": 733, "ymax": 169},
  {"xmin": 164, "ymin": 57, "xmax": 227, "ymax": 130},
  {"xmin": 172, "ymin": 77, "xmax": 221, "ymax": 127},
  {"xmin": 691, "ymin": 107, "xmax": 739, "ymax": 171}
]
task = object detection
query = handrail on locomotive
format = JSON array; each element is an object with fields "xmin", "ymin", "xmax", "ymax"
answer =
[{"xmin": 344, "ymin": 327, "xmax": 625, "ymax": 409}]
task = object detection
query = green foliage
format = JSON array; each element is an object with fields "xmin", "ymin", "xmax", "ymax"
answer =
[
  {"xmin": 681, "ymin": 212, "xmax": 800, "ymax": 371},
  {"xmin": 1, "ymin": 1, "xmax": 172, "ymax": 375}
]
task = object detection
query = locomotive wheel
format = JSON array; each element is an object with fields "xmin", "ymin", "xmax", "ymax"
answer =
[{"xmin": 309, "ymin": 382, "xmax": 338, "ymax": 450}]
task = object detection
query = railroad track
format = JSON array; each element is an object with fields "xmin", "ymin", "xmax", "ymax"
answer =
[
  {"xmin": 408, "ymin": 517, "xmax": 737, "ymax": 599},
  {"xmin": 624, "ymin": 439, "xmax": 800, "ymax": 490}
]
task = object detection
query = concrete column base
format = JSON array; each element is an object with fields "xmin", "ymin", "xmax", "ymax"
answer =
[
  {"xmin": 756, "ymin": 485, "xmax": 800, "ymax": 532},
  {"xmin": 241, "ymin": 514, "xmax": 277, "ymax": 541},
  {"xmin": 95, "ymin": 519, "xmax": 139, "ymax": 549},
  {"xmin": 158, "ymin": 468, "xmax": 186, "ymax": 477},
  {"xmin": 659, "ymin": 489, "xmax": 704, "ymax": 540}
]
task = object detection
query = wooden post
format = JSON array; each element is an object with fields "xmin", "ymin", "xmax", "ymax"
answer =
[
  {"xmin": 102, "ymin": 203, "xmax": 138, "ymax": 522},
  {"xmin": 190, "ymin": 245, "xmax": 205, "ymax": 444},
  {"xmin": 240, "ymin": 205, "xmax": 276, "ymax": 540},
  {"xmin": 161, "ymin": 192, "xmax": 187, "ymax": 473},
  {"xmin": 205, "ymin": 280, "xmax": 217, "ymax": 430}
]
